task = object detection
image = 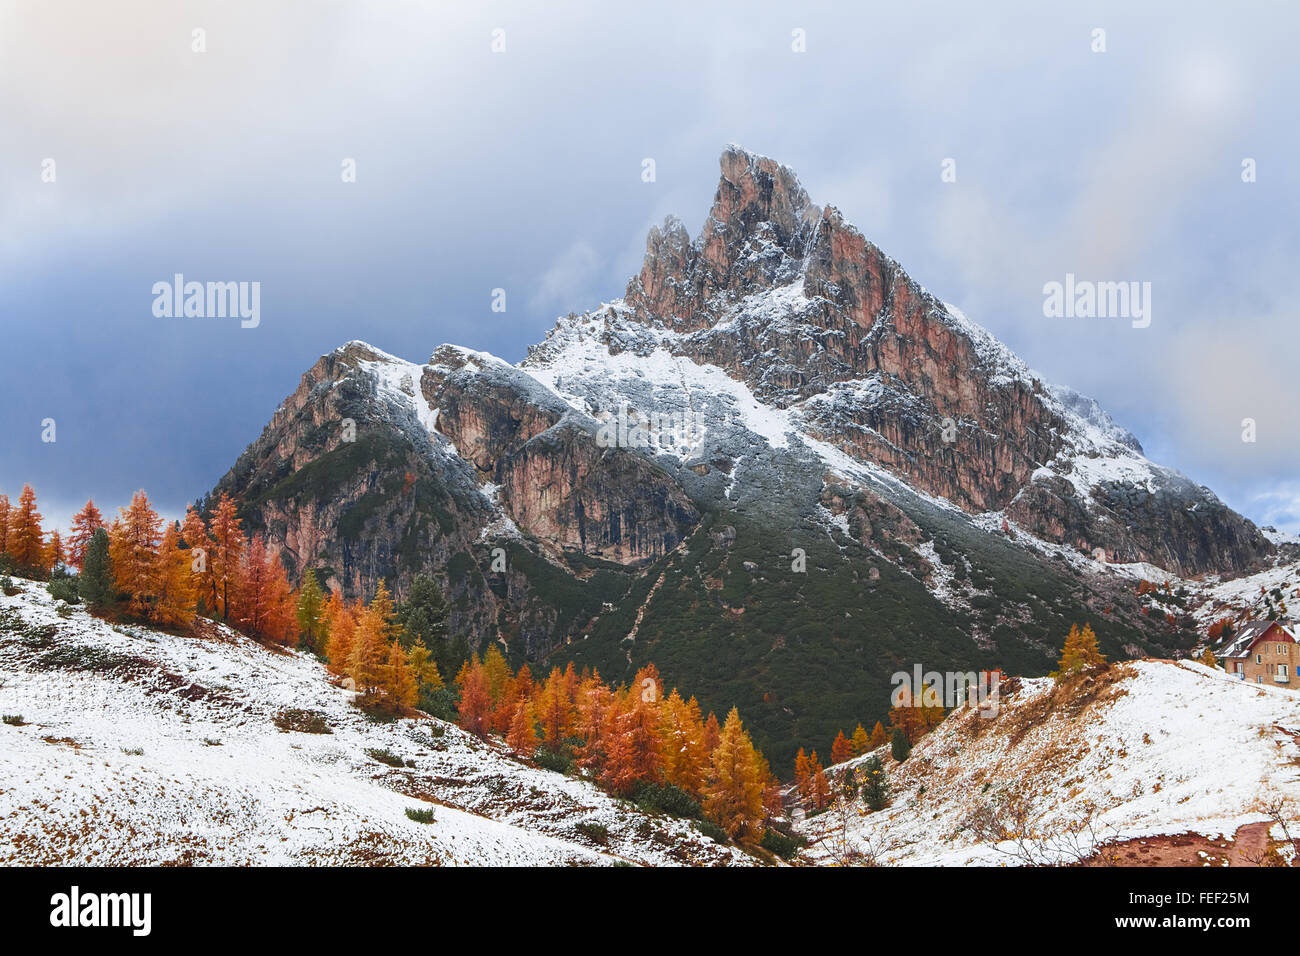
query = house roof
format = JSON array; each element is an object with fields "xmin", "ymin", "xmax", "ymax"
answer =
[{"xmin": 1213, "ymin": 620, "xmax": 1294, "ymax": 658}]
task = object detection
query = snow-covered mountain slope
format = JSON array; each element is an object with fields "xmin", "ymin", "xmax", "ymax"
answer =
[
  {"xmin": 0, "ymin": 582, "xmax": 751, "ymax": 866},
  {"xmin": 206, "ymin": 146, "xmax": 1275, "ymax": 772},
  {"xmin": 799, "ymin": 661, "xmax": 1300, "ymax": 866}
]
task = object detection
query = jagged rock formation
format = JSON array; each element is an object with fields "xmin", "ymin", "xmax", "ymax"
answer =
[{"xmin": 209, "ymin": 146, "xmax": 1272, "ymax": 768}]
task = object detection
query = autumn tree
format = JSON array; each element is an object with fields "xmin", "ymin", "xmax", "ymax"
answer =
[
  {"xmin": 851, "ymin": 723, "xmax": 870, "ymax": 757},
  {"xmin": 0, "ymin": 493, "xmax": 9, "ymax": 556},
  {"xmin": 794, "ymin": 748, "xmax": 812, "ymax": 803},
  {"xmin": 348, "ymin": 602, "xmax": 388, "ymax": 695},
  {"xmin": 381, "ymin": 639, "xmax": 418, "ymax": 710},
  {"xmin": 43, "ymin": 529, "xmax": 65, "ymax": 573},
  {"xmin": 869, "ymin": 721, "xmax": 888, "ymax": 749},
  {"xmin": 109, "ymin": 490, "xmax": 163, "ymax": 618},
  {"xmin": 1199, "ymin": 646, "xmax": 1218, "ymax": 669},
  {"xmin": 831, "ymin": 729, "xmax": 853, "ymax": 765},
  {"xmin": 703, "ymin": 707, "xmax": 766, "ymax": 844},
  {"xmin": 66, "ymin": 500, "xmax": 105, "ymax": 570},
  {"xmin": 179, "ymin": 506, "xmax": 212, "ymax": 615},
  {"xmin": 239, "ymin": 536, "xmax": 295, "ymax": 643},
  {"xmin": 151, "ymin": 524, "xmax": 197, "ymax": 627},
  {"xmin": 455, "ymin": 656, "xmax": 494, "ymax": 738},
  {"xmin": 6, "ymin": 484, "xmax": 45, "ymax": 573},
  {"xmin": 809, "ymin": 752, "xmax": 830, "ymax": 810},
  {"xmin": 536, "ymin": 666, "xmax": 576, "ymax": 748},
  {"xmin": 659, "ymin": 690, "xmax": 707, "ymax": 796},
  {"xmin": 324, "ymin": 591, "xmax": 357, "ymax": 675},
  {"xmin": 208, "ymin": 493, "xmax": 244, "ymax": 622},
  {"xmin": 1053, "ymin": 622, "xmax": 1107, "ymax": 678},
  {"xmin": 407, "ymin": 639, "xmax": 444, "ymax": 697},
  {"xmin": 506, "ymin": 700, "xmax": 538, "ymax": 756}
]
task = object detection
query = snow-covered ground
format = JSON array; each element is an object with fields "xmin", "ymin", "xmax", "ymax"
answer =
[
  {"xmin": 799, "ymin": 660, "xmax": 1300, "ymax": 865},
  {"xmin": 0, "ymin": 581, "xmax": 749, "ymax": 866}
]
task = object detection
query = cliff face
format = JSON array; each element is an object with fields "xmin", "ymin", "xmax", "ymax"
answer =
[
  {"xmin": 208, "ymin": 146, "xmax": 1272, "ymax": 763},
  {"xmin": 604, "ymin": 147, "xmax": 1269, "ymax": 574}
]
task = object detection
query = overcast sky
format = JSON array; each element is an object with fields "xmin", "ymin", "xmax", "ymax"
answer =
[{"xmin": 2, "ymin": 0, "xmax": 1298, "ymax": 540}]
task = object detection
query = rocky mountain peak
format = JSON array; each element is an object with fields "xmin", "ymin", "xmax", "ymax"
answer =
[{"xmin": 624, "ymin": 146, "xmax": 822, "ymax": 330}]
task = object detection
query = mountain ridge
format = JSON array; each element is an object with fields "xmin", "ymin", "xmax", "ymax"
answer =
[{"xmin": 207, "ymin": 145, "xmax": 1272, "ymax": 769}]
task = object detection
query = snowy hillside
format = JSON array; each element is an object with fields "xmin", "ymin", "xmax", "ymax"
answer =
[
  {"xmin": 800, "ymin": 660, "xmax": 1300, "ymax": 866},
  {"xmin": 0, "ymin": 582, "xmax": 751, "ymax": 866}
]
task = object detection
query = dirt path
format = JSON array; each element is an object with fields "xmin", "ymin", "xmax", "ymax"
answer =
[{"xmin": 1083, "ymin": 822, "xmax": 1283, "ymax": 866}]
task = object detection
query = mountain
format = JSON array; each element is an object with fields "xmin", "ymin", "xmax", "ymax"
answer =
[
  {"xmin": 208, "ymin": 146, "xmax": 1272, "ymax": 770},
  {"xmin": 0, "ymin": 580, "xmax": 749, "ymax": 865}
]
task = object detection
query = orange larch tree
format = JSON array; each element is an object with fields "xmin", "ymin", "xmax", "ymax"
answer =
[
  {"xmin": 831, "ymin": 729, "xmax": 853, "ymax": 765},
  {"xmin": 66, "ymin": 500, "xmax": 105, "ymax": 570},
  {"xmin": 109, "ymin": 490, "xmax": 163, "ymax": 618},
  {"xmin": 208, "ymin": 493, "xmax": 244, "ymax": 622},
  {"xmin": 6, "ymin": 484, "xmax": 45, "ymax": 572},
  {"xmin": 152, "ymin": 524, "xmax": 197, "ymax": 628},
  {"xmin": 703, "ymin": 707, "xmax": 766, "ymax": 844}
]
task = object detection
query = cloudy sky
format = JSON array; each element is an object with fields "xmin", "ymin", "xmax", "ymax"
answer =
[{"xmin": 2, "ymin": 0, "xmax": 1298, "ymax": 539}]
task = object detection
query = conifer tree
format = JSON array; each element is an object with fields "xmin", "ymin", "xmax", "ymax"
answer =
[
  {"xmin": 66, "ymin": 500, "xmax": 104, "ymax": 570},
  {"xmin": 109, "ymin": 490, "xmax": 162, "ymax": 618},
  {"xmin": 208, "ymin": 494, "xmax": 243, "ymax": 622},
  {"xmin": 369, "ymin": 579, "xmax": 399, "ymax": 643},
  {"xmin": 295, "ymin": 569, "xmax": 326, "ymax": 652},
  {"xmin": 455, "ymin": 656, "xmax": 494, "ymax": 738},
  {"xmin": 794, "ymin": 747, "xmax": 812, "ymax": 802},
  {"xmin": 506, "ymin": 700, "xmax": 538, "ymax": 756},
  {"xmin": 536, "ymin": 666, "xmax": 575, "ymax": 746},
  {"xmin": 239, "ymin": 536, "xmax": 294, "ymax": 642},
  {"xmin": 6, "ymin": 484, "xmax": 45, "ymax": 573},
  {"xmin": 179, "ymin": 506, "xmax": 212, "ymax": 614},
  {"xmin": 324, "ymin": 591, "xmax": 357, "ymax": 675},
  {"xmin": 860, "ymin": 754, "xmax": 889, "ymax": 811},
  {"xmin": 0, "ymin": 493, "xmax": 9, "ymax": 556},
  {"xmin": 80, "ymin": 527, "xmax": 114, "ymax": 610},
  {"xmin": 890, "ymin": 726, "xmax": 911, "ymax": 762},
  {"xmin": 407, "ymin": 639, "xmax": 444, "ymax": 695},
  {"xmin": 850, "ymin": 723, "xmax": 870, "ymax": 756},
  {"xmin": 43, "ymin": 529, "xmax": 65, "ymax": 573},
  {"xmin": 382, "ymin": 639, "xmax": 418, "ymax": 709},
  {"xmin": 703, "ymin": 707, "xmax": 766, "ymax": 843},
  {"xmin": 395, "ymin": 573, "xmax": 449, "ymax": 652},
  {"xmin": 869, "ymin": 720, "xmax": 888, "ymax": 749},
  {"xmin": 1053, "ymin": 622, "xmax": 1107, "ymax": 678},
  {"xmin": 831, "ymin": 729, "xmax": 853, "ymax": 765},
  {"xmin": 152, "ymin": 525, "xmax": 196, "ymax": 627},
  {"xmin": 348, "ymin": 603, "xmax": 387, "ymax": 695},
  {"xmin": 808, "ymin": 752, "xmax": 830, "ymax": 810},
  {"xmin": 482, "ymin": 643, "xmax": 511, "ymax": 705}
]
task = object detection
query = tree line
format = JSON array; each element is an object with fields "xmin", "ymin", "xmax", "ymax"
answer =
[{"xmin": 0, "ymin": 482, "xmax": 778, "ymax": 844}]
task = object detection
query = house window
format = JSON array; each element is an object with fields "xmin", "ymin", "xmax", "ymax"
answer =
[
  {"xmin": 1256, "ymin": 653, "xmax": 1262, "ymax": 664},
  {"xmin": 1277, "ymin": 664, "xmax": 1289, "ymax": 681},
  {"xmin": 1257, "ymin": 675, "xmax": 1264, "ymax": 684}
]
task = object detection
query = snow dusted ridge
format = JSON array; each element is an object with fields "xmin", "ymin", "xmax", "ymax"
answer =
[
  {"xmin": 0, "ymin": 582, "xmax": 750, "ymax": 866},
  {"xmin": 800, "ymin": 661, "xmax": 1300, "ymax": 866}
]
